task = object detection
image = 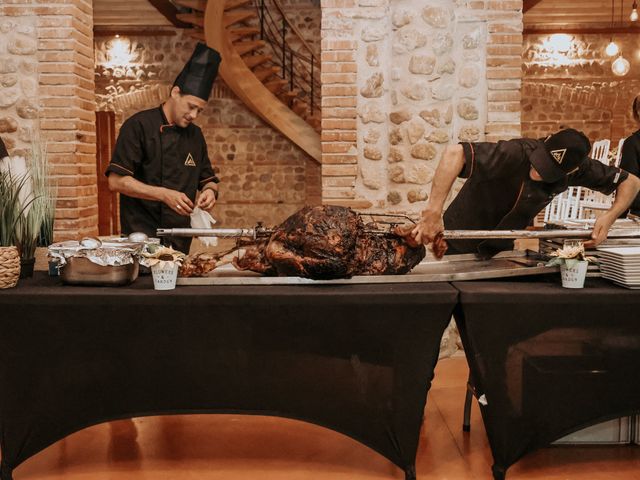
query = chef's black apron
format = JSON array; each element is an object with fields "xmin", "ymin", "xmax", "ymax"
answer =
[{"xmin": 106, "ymin": 106, "xmax": 218, "ymax": 253}]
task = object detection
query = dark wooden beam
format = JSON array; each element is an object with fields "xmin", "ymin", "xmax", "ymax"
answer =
[
  {"xmin": 147, "ymin": 0, "xmax": 192, "ymax": 28},
  {"xmin": 524, "ymin": 26, "xmax": 640, "ymax": 35},
  {"xmin": 94, "ymin": 26, "xmax": 177, "ymax": 37},
  {"xmin": 524, "ymin": 0, "xmax": 545, "ymax": 14}
]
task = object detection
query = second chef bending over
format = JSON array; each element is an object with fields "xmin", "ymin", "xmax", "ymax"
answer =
[
  {"xmin": 106, "ymin": 43, "xmax": 222, "ymax": 253},
  {"xmin": 412, "ymin": 128, "xmax": 640, "ymax": 258}
]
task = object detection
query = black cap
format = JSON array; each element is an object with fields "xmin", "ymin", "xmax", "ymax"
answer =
[
  {"xmin": 173, "ymin": 43, "xmax": 222, "ymax": 101},
  {"xmin": 529, "ymin": 128, "xmax": 590, "ymax": 183}
]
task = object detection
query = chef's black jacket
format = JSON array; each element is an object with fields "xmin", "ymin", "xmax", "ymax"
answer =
[
  {"xmin": 444, "ymin": 139, "xmax": 628, "ymax": 257},
  {"xmin": 105, "ymin": 106, "xmax": 219, "ymax": 253},
  {"xmin": 619, "ymin": 130, "xmax": 640, "ymax": 217}
]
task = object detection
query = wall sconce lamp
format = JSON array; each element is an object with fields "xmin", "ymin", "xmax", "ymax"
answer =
[
  {"xmin": 548, "ymin": 34, "xmax": 572, "ymax": 53},
  {"xmin": 106, "ymin": 35, "xmax": 133, "ymax": 67}
]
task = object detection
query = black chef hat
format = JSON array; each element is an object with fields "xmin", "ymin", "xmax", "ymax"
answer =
[
  {"xmin": 529, "ymin": 128, "xmax": 591, "ymax": 183},
  {"xmin": 173, "ymin": 43, "xmax": 222, "ymax": 101}
]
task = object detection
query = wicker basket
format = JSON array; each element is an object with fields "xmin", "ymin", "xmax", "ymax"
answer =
[{"xmin": 0, "ymin": 246, "xmax": 21, "ymax": 289}]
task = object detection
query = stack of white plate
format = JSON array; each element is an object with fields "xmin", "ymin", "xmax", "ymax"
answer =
[{"xmin": 596, "ymin": 246, "xmax": 640, "ymax": 289}]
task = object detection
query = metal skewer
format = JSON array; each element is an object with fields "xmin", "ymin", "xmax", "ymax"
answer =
[
  {"xmin": 442, "ymin": 228, "xmax": 640, "ymax": 239},
  {"xmin": 158, "ymin": 227, "xmax": 640, "ymax": 240}
]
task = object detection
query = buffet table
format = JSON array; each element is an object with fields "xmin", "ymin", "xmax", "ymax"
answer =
[
  {"xmin": 453, "ymin": 278, "xmax": 640, "ymax": 480},
  {"xmin": 0, "ymin": 274, "xmax": 457, "ymax": 480}
]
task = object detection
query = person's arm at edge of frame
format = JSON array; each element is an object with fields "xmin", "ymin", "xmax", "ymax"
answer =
[
  {"xmin": 585, "ymin": 173, "xmax": 640, "ymax": 247},
  {"xmin": 107, "ymin": 173, "xmax": 194, "ymax": 216},
  {"xmin": 411, "ymin": 144, "xmax": 465, "ymax": 245}
]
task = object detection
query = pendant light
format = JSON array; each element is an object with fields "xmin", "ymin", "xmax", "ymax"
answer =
[
  {"xmin": 611, "ymin": 0, "xmax": 631, "ymax": 76},
  {"xmin": 631, "ymin": 0, "xmax": 639, "ymax": 21},
  {"xmin": 605, "ymin": 41, "xmax": 620, "ymax": 56},
  {"xmin": 606, "ymin": 0, "xmax": 620, "ymax": 57},
  {"xmin": 612, "ymin": 55, "xmax": 631, "ymax": 76}
]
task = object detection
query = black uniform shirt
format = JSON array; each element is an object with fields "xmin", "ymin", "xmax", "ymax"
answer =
[
  {"xmin": 105, "ymin": 106, "xmax": 219, "ymax": 252},
  {"xmin": 444, "ymin": 139, "xmax": 628, "ymax": 257},
  {"xmin": 619, "ymin": 130, "xmax": 640, "ymax": 216}
]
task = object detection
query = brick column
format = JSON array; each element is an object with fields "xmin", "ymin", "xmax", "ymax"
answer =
[
  {"xmin": 320, "ymin": 0, "xmax": 367, "ymax": 209},
  {"xmin": 1, "ymin": 0, "xmax": 97, "ymax": 241},
  {"xmin": 482, "ymin": 0, "xmax": 522, "ymax": 141}
]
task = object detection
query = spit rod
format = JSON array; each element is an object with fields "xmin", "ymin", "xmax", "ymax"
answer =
[
  {"xmin": 157, "ymin": 227, "xmax": 640, "ymax": 240},
  {"xmin": 157, "ymin": 228, "xmax": 260, "ymax": 238},
  {"xmin": 442, "ymin": 228, "xmax": 640, "ymax": 239}
]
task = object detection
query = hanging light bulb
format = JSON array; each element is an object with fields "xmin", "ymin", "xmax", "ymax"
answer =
[
  {"xmin": 631, "ymin": 1, "xmax": 639, "ymax": 21},
  {"xmin": 612, "ymin": 55, "xmax": 631, "ymax": 76},
  {"xmin": 606, "ymin": 40, "xmax": 620, "ymax": 56}
]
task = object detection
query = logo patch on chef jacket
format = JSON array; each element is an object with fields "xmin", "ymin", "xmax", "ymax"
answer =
[
  {"xmin": 550, "ymin": 149, "xmax": 566, "ymax": 164},
  {"xmin": 184, "ymin": 153, "xmax": 196, "ymax": 167}
]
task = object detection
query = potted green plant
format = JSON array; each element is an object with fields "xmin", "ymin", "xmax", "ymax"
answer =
[
  {"xmin": 0, "ymin": 141, "xmax": 56, "ymax": 278},
  {"xmin": 0, "ymin": 166, "xmax": 28, "ymax": 288},
  {"xmin": 140, "ymin": 244, "xmax": 186, "ymax": 290},
  {"xmin": 546, "ymin": 242, "xmax": 597, "ymax": 288}
]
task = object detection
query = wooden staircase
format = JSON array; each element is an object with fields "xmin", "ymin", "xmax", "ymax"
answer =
[{"xmin": 174, "ymin": 0, "xmax": 321, "ymax": 163}]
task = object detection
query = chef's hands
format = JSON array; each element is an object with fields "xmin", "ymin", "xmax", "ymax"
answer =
[
  {"xmin": 393, "ymin": 225, "xmax": 421, "ymax": 248},
  {"xmin": 197, "ymin": 188, "xmax": 217, "ymax": 210},
  {"xmin": 412, "ymin": 210, "xmax": 443, "ymax": 244},
  {"xmin": 411, "ymin": 209, "xmax": 448, "ymax": 259},
  {"xmin": 585, "ymin": 212, "xmax": 616, "ymax": 248},
  {"xmin": 163, "ymin": 188, "xmax": 194, "ymax": 216}
]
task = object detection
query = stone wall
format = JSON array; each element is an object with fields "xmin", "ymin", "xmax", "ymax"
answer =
[
  {"xmin": 321, "ymin": 0, "xmax": 522, "ymax": 216},
  {"xmin": 0, "ymin": 0, "xmax": 97, "ymax": 241},
  {"xmin": 95, "ymin": 30, "xmax": 320, "ymax": 230},
  {"xmin": 522, "ymin": 33, "xmax": 640, "ymax": 148}
]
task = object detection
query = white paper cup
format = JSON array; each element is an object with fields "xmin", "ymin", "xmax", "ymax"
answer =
[
  {"xmin": 151, "ymin": 262, "xmax": 179, "ymax": 290},
  {"xmin": 560, "ymin": 261, "xmax": 588, "ymax": 288}
]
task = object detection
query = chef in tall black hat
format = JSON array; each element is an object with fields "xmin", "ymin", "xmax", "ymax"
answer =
[
  {"xmin": 106, "ymin": 43, "xmax": 222, "ymax": 253},
  {"xmin": 411, "ymin": 128, "xmax": 640, "ymax": 258}
]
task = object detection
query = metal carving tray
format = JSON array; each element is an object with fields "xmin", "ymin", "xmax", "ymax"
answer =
[{"xmin": 177, "ymin": 251, "xmax": 561, "ymax": 286}]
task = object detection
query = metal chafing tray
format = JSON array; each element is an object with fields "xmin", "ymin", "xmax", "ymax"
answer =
[
  {"xmin": 60, "ymin": 256, "xmax": 139, "ymax": 286},
  {"xmin": 49, "ymin": 238, "xmax": 146, "ymax": 287},
  {"xmin": 177, "ymin": 251, "xmax": 560, "ymax": 286}
]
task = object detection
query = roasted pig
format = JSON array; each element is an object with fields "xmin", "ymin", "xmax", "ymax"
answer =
[{"xmin": 234, "ymin": 205, "xmax": 425, "ymax": 279}]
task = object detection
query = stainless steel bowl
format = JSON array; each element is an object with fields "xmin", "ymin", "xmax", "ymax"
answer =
[{"xmin": 59, "ymin": 257, "xmax": 139, "ymax": 286}]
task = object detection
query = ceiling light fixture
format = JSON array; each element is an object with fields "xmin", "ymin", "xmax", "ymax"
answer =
[
  {"xmin": 631, "ymin": 0, "xmax": 639, "ymax": 21},
  {"xmin": 612, "ymin": 55, "xmax": 631, "ymax": 75},
  {"xmin": 605, "ymin": 41, "xmax": 620, "ymax": 56},
  {"xmin": 610, "ymin": 0, "xmax": 631, "ymax": 76},
  {"xmin": 606, "ymin": 0, "xmax": 620, "ymax": 56}
]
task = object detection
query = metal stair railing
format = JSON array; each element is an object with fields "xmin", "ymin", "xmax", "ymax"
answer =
[{"xmin": 254, "ymin": 0, "xmax": 320, "ymax": 117}]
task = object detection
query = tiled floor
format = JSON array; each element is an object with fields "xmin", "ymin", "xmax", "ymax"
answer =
[{"xmin": 13, "ymin": 356, "xmax": 640, "ymax": 480}]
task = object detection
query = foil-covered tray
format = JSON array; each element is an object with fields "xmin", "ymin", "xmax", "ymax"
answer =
[
  {"xmin": 48, "ymin": 237, "xmax": 147, "ymax": 286},
  {"xmin": 59, "ymin": 256, "xmax": 139, "ymax": 286}
]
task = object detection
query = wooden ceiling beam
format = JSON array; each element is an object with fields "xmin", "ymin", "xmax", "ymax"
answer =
[
  {"xmin": 524, "ymin": 26, "xmax": 640, "ymax": 34},
  {"xmin": 523, "ymin": 0, "xmax": 544, "ymax": 14},
  {"xmin": 147, "ymin": 0, "xmax": 191, "ymax": 28},
  {"xmin": 94, "ymin": 26, "xmax": 177, "ymax": 37}
]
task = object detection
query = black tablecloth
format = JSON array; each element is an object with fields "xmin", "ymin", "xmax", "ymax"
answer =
[
  {"xmin": 0, "ymin": 274, "xmax": 457, "ymax": 480},
  {"xmin": 453, "ymin": 278, "xmax": 640, "ymax": 480}
]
